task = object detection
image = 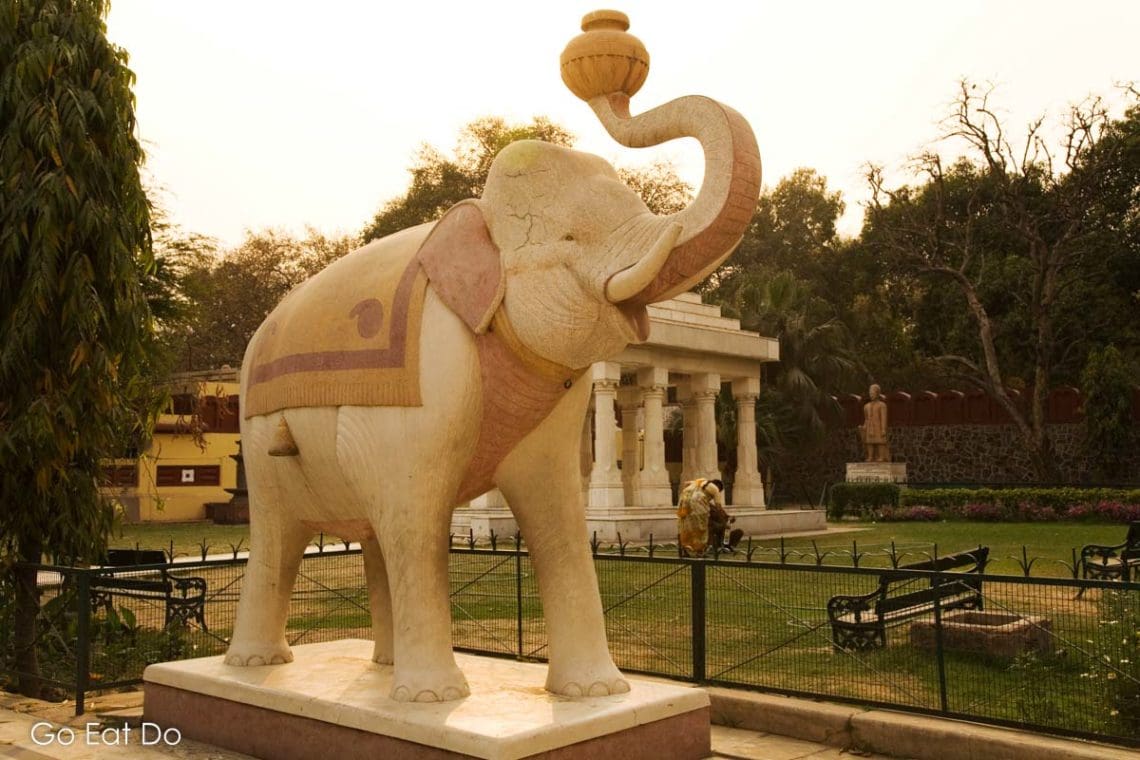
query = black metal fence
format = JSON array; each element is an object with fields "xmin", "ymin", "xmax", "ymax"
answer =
[{"xmin": 3, "ymin": 542, "xmax": 1138, "ymax": 748}]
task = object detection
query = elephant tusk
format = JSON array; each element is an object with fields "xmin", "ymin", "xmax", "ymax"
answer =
[{"xmin": 604, "ymin": 223, "xmax": 682, "ymax": 304}]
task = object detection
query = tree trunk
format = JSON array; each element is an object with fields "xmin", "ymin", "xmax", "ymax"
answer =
[
  {"xmin": 12, "ymin": 536, "xmax": 44, "ymax": 698},
  {"xmin": 1029, "ymin": 239, "xmax": 1062, "ymax": 483},
  {"xmin": 956, "ymin": 270, "xmax": 1062, "ymax": 483},
  {"xmin": 1027, "ymin": 380, "xmax": 1062, "ymax": 482}
]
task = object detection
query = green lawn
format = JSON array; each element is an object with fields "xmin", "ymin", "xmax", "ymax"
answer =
[
  {"xmin": 112, "ymin": 521, "xmax": 251, "ymax": 560},
  {"xmin": 81, "ymin": 519, "xmax": 1138, "ymax": 742},
  {"xmin": 742, "ymin": 520, "xmax": 1129, "ymax": 576},
  {"xmin": 113, "ymin": 518, "xmax": 1131, "ymax": 576}
]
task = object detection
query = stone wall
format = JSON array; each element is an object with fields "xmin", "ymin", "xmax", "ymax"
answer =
[{"xmin": 777, "ymin": 423, "xmax": 1140, "ymax": 497}]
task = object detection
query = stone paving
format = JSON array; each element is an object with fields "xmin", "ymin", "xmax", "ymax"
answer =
[
  {"xmin": 0, "ymin": 691, "xmax": 898, "ymax": 760},
  {"xmin": 710, "ymin": 725, "xmax": 899, "ymax": 759}
]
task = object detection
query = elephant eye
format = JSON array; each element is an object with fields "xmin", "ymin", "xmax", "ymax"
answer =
[{"xmin": 562, "ymin": 233, "xmax": 575, "ymax": 242}]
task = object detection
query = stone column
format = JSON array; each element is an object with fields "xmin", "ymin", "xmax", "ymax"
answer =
[
  {"xmin": 732, "ymin": 377, "xmax": 766, "ymax": 507},
  {"xmin": 579, "ymin": 406, "xmax": 593, "ymax": 496},
  {"xmin": 692, "ymin": 372, "xmax": 721, "ymax": 481},
  {"xmin": 588, "ymin": 362, "xmax": 625, "ymax": 510},
  {"xmin": 619, "ymin": 389, "xmax": 643, "ymax": 507},
  {"xmin": 637, "ymin": 366, "xmax": 673, "ymax": 506},
  {"xmin": 678, "ymin": 383, "xmax": 697, "ymax": 483}
]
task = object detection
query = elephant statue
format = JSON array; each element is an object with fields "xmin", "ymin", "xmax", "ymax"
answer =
[{"xmin": 224, "ymin": 26, "xmax": 760, "ymax": 703}]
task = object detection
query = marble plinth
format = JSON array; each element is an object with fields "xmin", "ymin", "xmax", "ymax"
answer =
[
  {"xmin": 846, "ymin": 462, "xmax": 907, "ymax": 484},
  {"xmin": 143, "ymin": 640, "xmax": 709, "ymax": 760}
]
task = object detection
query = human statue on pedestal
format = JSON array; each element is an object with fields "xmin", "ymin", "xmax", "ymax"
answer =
[{"xmin": 859, "ymin": 384, "xmax": 890, "ymax": 462}]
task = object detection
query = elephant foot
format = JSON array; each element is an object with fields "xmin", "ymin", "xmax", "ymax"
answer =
[
  {"xmin": 546, "ymin": 661, "xmax": 630, "ymax": 698},
  {"xmin": 224, "ymin": 642, "xmax": 293, "ymax": 667},
  {"xmin": 372, "ymin": 646, "xmax": 393, "ymax": 665},
  {"xmin": 389, "ymin": 664, "xmax": 470, "ymax": 702}
]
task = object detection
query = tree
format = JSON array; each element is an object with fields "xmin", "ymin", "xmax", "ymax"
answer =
[
  {"xmin": 0, "ymin": 0, "xmax": 158, "ymax": 696},
  {"xmin": 361, "ymin": 116, "xmax": 693, "ymax": 241},
  {"xmin": 617, "ymin": 160, "xmax": 693, "ymax": 215},
  {"xmin": 708, "ymin": 168, "xmax": 845, "ymax": 291},
  {"xmin": 863, "ymin": 81, "xmax": 1138, "ymax": 480},
  {"xmin": 1066, "ymin": 91, "xmax": 1140, "ymax": 369},
  {"xmin": 702, "ymin": 170, "xmax": 861, "ymax": 498},
  {"xmin": 140, "ymin": 204, "xmax": 219, "ymax": 379},
  {"xmin": 1080, "ymin": 346, "xmax": 1135, "ymax": 482},
  {"xmin": 361, "ymin": 116, "xmax": 574, "ymax": 242},
  {"xmin": 717, "ymin": 270, "xmax": 860, "ymax": 498},
  {"xmin": 179, "ymin": 228, "xmax": 355, "ymax": 370}
]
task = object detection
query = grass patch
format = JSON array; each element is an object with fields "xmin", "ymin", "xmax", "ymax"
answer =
[
  {"xmin": 743, "ymin": 521, "xmax": 1128, "ymax": 576},
  {"xmin": 34, "ymin": 529, "xmax": 1133, "ymax": 742},
  {"xmin": 113, "ymin": 520, "xmax": 1129, "ymax": 576},
  {"xmin": 113, "ymin": 522, "xmax": 250, "ymax": 559}
]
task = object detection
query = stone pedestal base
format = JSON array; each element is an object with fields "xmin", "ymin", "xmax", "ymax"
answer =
[
  {"xmin": 143, "ymin": 640, "xmax": 709, "ymax": 760},
  {"xmin": 846, "ymin": 462, "xmax": 907, "ymax": 483},
  {"xmin": 464, "ymin": 512, "xmax": 519, "ymax": 539}
]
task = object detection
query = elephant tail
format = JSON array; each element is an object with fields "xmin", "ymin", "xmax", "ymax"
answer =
[{"xmin": 268, "ymin": 415, "xmax": 300, "ymax": 457}]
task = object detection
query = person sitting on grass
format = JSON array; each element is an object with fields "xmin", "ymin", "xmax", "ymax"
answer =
[{"xmin": 678, "ymin": 479, "xmax": 739, "ymax": 556}]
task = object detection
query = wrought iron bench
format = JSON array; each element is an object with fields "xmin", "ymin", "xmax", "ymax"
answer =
[
  {"xmin": 91, "ymin": 549, "xmax": 208, "ymax": 630},
  {"xmin": 1079, "ymin": 521, "xmax": 1140, "ymax": 584},
  {"xmin": 827, "ymin": 547, "xmax": 989, "ymax": 651}
]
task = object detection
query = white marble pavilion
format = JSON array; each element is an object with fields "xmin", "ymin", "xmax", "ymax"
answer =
[{"xmin": 452, "ymin": 293, "xmax": 826, "ymax": 542}]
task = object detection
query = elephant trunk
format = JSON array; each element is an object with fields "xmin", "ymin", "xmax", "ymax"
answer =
[{"xmin": 590, "ymin": 92, "xmax": 761, "ymax": 306}]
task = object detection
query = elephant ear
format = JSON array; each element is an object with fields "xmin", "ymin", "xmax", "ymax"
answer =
[{"xmin": 416, "ymin": 200, "xmax": 504, "ymax": 334}]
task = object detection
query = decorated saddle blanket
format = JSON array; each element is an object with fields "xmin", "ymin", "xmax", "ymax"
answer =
[{"xmin": 243, "ymin": 227, "xmax": 430, "ymax": 419}]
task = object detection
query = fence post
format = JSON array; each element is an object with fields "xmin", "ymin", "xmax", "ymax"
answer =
[
  {"xmin": 74, "ymin": 569, "xmax": 91, "ymax": 716},
  {"xmin": 931, "ymin": 572, "xmax": 949, "ymax": 713},
  {"xmin": 515, "ymin": 536, "xmax": 524, "ymax": 658},
  {"xmin": 690, "ymin": 560, "xmax": 706, "ymax": 682}
]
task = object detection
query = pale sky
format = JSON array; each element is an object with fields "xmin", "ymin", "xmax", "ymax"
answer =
[{"xmin": 104, "ymin": 1, "xmax": 1139, "ymax": 248}]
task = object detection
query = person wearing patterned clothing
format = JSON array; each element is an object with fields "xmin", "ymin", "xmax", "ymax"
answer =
[{"xmin": 677, "ymin": 478, "xmax": 723, "ymax": 557}]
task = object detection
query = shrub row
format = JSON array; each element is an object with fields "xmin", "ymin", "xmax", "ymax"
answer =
[
  {"xmin": 828, "ymin": 482, "xmax": 899, "ymax": 519},
  {"xmin": 830, "ymin": 485, "xmax": 1140, "ymax": 522},
  {"xmin": 900, "ymin": 487, "xmax": 1140, "ymax": 511}
]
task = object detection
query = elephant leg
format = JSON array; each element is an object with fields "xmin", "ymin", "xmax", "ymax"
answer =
[
  {"xmin": 225, "ymin": 513, "xmax": 311, "ymax": 666},
  {"xmin": 495, "ymin": 384, "xmax": 629, "ymax": 697},
  {"xmin": 361, "ymin": 535, "xmax": 393, "ymax": 665},
  {"xmin": 370, "ymin": 496, "xmax": 468, "ymax": 702},
  {"xmin": 225, "ymin": 412, "xmax": 316, "ymax": 666}
]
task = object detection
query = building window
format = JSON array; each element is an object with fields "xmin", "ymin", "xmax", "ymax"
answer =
[
  {"xmin": 156, "ymin": 465, "xmax": 221, "ymax": 487},
  {"xmin": 101, "ymin": 464, "xmax": 139, "ymax": 488}
]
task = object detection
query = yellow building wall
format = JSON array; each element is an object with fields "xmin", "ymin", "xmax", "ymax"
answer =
[
  {"xmin": 102, "ymin": 378, "xmax": 241, "ymax": 523},
  {"xmin": 135, "ymin": 425, "xmax": 240, "ymax": 522}
]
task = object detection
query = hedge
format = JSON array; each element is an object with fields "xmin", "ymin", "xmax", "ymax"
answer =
[
  {"xmin": 901, "ymin": 487, "xmax": 1140, "ymax": 511},
  {"xmin": 888, "ymin": 487, "xmax": 1140, "ymax": 523},
  {"xmin": 828, "ymin": 482, "xmax": 900, "ymax": 519}
]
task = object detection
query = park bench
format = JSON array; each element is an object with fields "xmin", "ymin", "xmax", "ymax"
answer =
[
  {"xmin": 91, "ymin": 549, "xmax": 208, "ymax": 630},
  {"xmin": 1079, "ymin": 521, "xmax": 1140, "ymax": 585},
  {"xmin": 827, "ymin": 547, "xmax": 989, "ymax": 651}
]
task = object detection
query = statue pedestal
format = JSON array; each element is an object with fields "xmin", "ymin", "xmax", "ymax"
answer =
[
  {"xmin": 846, "ymin": 462, "xmax": 908, "ymax": 484},
  {"xmin": 143, "ymin": 640, "xmax": 710, "ymax": 760}
]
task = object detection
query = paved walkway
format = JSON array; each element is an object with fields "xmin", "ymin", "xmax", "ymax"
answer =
[
  {"xmin": 5, "ymin": 683, "xmax": 1132, "ymax": 760},
  {"xmin": 0, "ymin": 696, "xmax": 895, "ymax": 760}
]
